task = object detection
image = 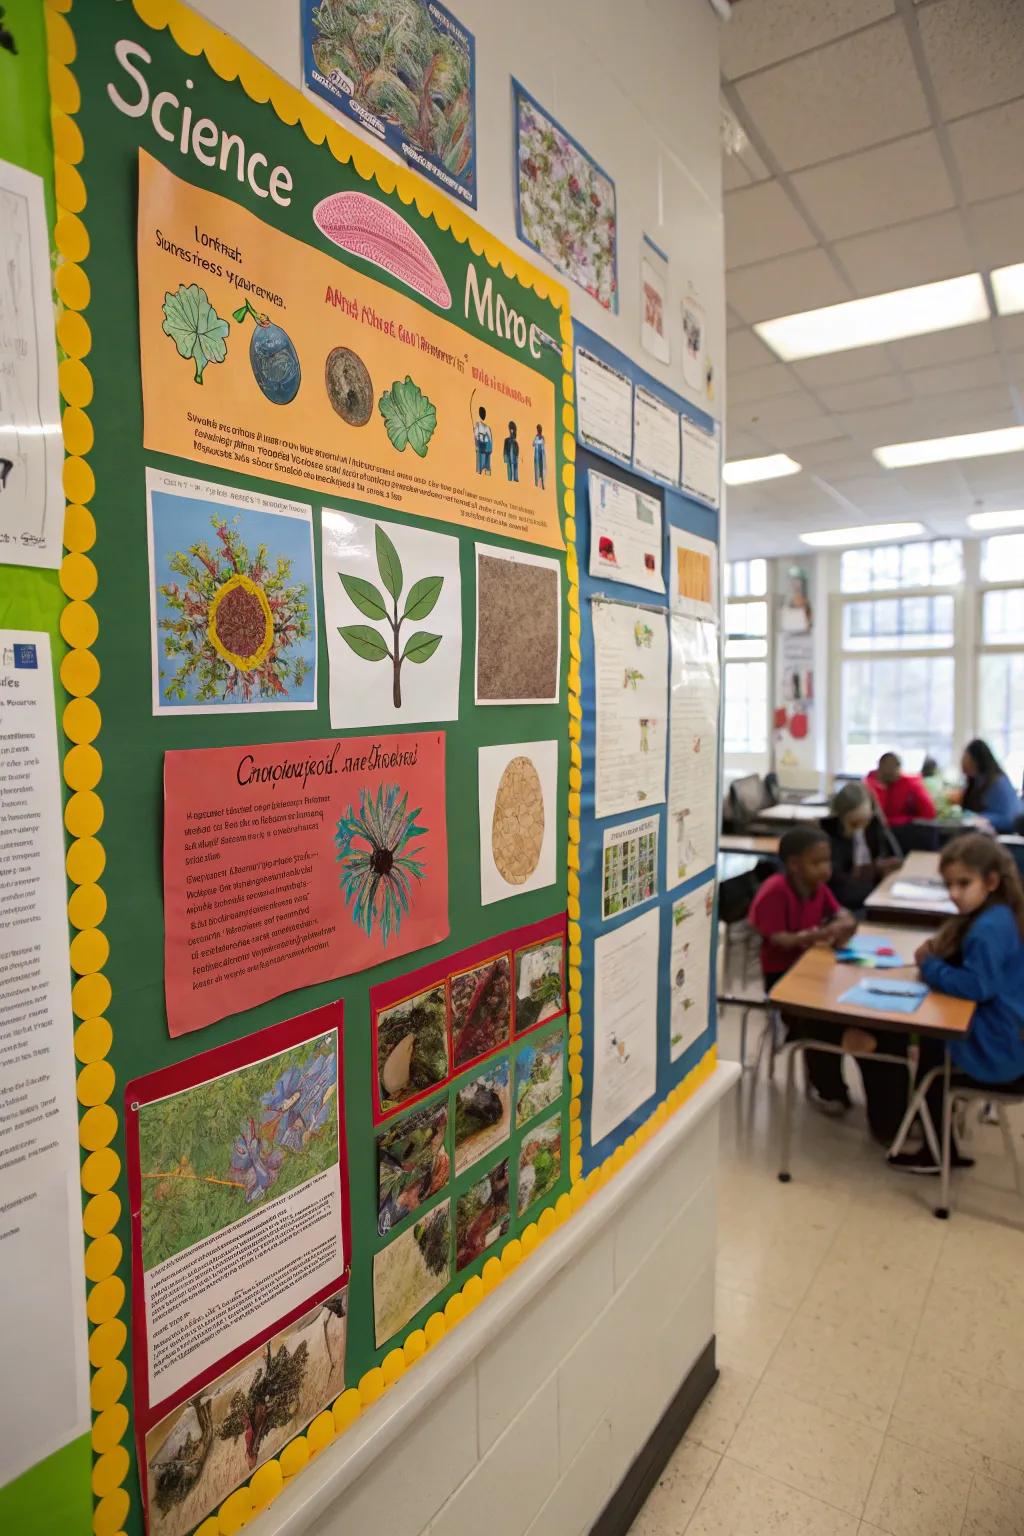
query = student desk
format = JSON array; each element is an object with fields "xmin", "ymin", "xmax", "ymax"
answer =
[
  {"xmin": 717, "ymin": 849, "xmax": 760, "ymax": 883},
  {"xmin": 719, "ymin": 831, "xmax": 780, "ymax": 857},
  {"xmin": 769, "ymin": 922, "xmax": 975, "ymax": 1215},
  {"xmin": 864, "ymin": 850, "xmax": 956, "ymax": 924},
  {"xmin": 755, "ymin": 802, "xmax": 823, "ymax": 826}
]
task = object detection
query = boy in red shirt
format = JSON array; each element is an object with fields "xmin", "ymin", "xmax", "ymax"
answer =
[
  {"xmin": 750, "ymin": 827, "xmax": 905, "ymax": 1139},
  {"xmin": 865, "ymin": 752, "xmax": 936, "ymax": 826}
]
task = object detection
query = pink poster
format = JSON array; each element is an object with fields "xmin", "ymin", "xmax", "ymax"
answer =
[{"xmin": 163, "ymin": 732, "xmax": 448, "ymax": 1035}]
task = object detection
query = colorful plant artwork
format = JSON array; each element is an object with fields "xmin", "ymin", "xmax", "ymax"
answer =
[
  {"xmin": 450, "ymin": 953, "xmax": 512, "ymax": 1068},
  {"xmin": 515, "ymin": 1028, "xmax": 565, "ymax": 1128},
  {"xmin": 376, "ymin": 1098, "xmax": 450, "ymax": 1236},
  {"xmin": 148, "ymin": 474, "xmax": 317, "ymax": 712},
  {"xmin": 373, "ymin": 1200, "xmax": 451, "ymax": 1346},
  {"xmin": 325, "ymin": 345, "xmax": 374, "ymax": 425},
  {"xmin": 514, "ymin": 936, "xmax": 565, "ymax": 1034},
  {"xmin": 145, "ymin": 1286, "xmax": 347, "ymax": 1536},
  {"xmin": 375, "ymin": 984, "xmax": 449, "ymax": 1115},
  {"xmin": 335, "ymin": 783, "xmax": 429, "ymax": 942},
  {"xmin": 517, "ymin": 1111, "xmax": 563, "ymax": 1216},
  {"xmin": 515, "ymin": 83, "xmax": 617, "ymax": 311},
  {"xmin": 138, "ymin": 1036, "xmax": 338, "ymax": 1272},
  {"xmin": 455, "ymin": 1158, "xmax": 510, "ymax": 1271},
  {"xmin": 161, "ymin": 282, "xmax": 229, "ymax": 384},
  {"xmin": 233, "ymin": 298, "xmax": 302, "ymax": 405},
  {"xmin": 312, "ymin": 189, "xmax": 455, "ymax": 305},
  {"xmin": 379, "ymin": 376, "xmax": 438, "ymax": 457},
  {"xmin": 453, "ymin": 1057, "xmax": 510, "ymax": 1175},
  {"xmin": 336, "ymin": 522, "xmax": 444, "ymax": 708}
]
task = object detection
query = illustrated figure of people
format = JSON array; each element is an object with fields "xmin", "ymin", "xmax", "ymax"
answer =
[
  {"xmin": 503, "ymin": 420, "xmax": 519, "ymax": 482},
  {"xmin": 532, "ymin": 423, "xmax": 546, "ymax": 488},
  {"xmin": 474, "ymin": 405, "xmax": 492, "ymax": 475}
]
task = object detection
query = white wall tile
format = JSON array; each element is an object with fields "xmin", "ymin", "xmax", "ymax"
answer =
[
  {"xmin": 525, "ymin": 1417, "xmax": 614, "ymax": 1536},
  {"xmin": 431, "ymin": 1379, "xmax": 560, "ymax": 1536},
  {"xmin": 613, "ymin": 1112, "xmax": 716, "ymax": 1287}
]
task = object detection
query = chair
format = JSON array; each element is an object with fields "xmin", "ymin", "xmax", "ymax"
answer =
[
  {"xmin": 718, "ymin": 859, "xmax": 779, "ymax": 1070},
  {"xmin": 726, "ymin": 773, "xmax": 772, "ymax": 831},
  {"xmin": 890, "ymin": 1064, "xmax": 1024, "ymax": 1219}
]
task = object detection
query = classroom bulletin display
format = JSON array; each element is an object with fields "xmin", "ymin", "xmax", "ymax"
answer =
[{"xmin": 0, "ymin": 4, "xmax": 718, "ymax": 1534}]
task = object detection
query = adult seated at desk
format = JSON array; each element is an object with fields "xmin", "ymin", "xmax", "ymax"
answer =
[
  {"xmin": 750, "ymin": 826, "xmax": 907, "ymax": 1140},
  {"xmin": 821, "ymin": 782, "xmax": 902, "ymax": 911},
  {"xmin": 944, "ymin": 739, "xmax": 1024, "ymax": 835},
  {"xmin": 865, "ymin": 752, "xmax": 936, "ymax": 827}
]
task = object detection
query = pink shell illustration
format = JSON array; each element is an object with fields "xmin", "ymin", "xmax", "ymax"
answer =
[{"xmin": 313, "ymin": 191, "xmax": 452, "ymax": 310}]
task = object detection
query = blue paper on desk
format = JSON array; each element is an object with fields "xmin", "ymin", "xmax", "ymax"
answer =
[
  {"xmin": 840, "ymin": 980, "xmax": 928, "ymax": 1014},
  {"xmin": 835, "ymin": 935, "xmax": 908, "ymax": 969}
]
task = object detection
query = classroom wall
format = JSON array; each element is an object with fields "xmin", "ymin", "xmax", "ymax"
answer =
[{"xmin": 181, "ymin": 4, "xmax": 729, "ymax": 1533}]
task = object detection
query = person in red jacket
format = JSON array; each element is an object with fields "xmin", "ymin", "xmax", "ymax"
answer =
[{"xmin": 865, "ymin": 752, "xmax": 937, "ymax": 826}]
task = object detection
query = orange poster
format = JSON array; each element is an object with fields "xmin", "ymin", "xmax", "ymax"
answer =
[
  {"xmin": 676, "ymin": 546, "xmax": 712, "ymax": 605},
  {"xmin": 137, "ymin": 151, "xmax": 562, "ymax": 549}
]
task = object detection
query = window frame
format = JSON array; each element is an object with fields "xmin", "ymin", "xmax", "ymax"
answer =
[
  {"xmin": 975, "ymin": 536, "xmax": 1024, "ymax": 791},
  {"xmin": 723, "ymin": 561, "xmax": 771, "ymax": 764}
]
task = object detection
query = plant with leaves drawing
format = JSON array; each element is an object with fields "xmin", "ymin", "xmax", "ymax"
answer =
[{"xmin": 337, "ymin": 523, "xmax": 443, "ymax": 707}]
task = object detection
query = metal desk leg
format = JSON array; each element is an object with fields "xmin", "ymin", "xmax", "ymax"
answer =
[
  {"xmin": 936, "ymin": 1047, "xmax": 952, "ymax": 1220},
  {"xmin": 778, "ymin": 1042, "xmax": 798, "ymax": 1183}
]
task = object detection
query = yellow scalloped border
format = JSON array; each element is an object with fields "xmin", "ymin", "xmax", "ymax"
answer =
[{"xmin": 52, "ymin": 4, "xmax": 717, "ymax": 1532}]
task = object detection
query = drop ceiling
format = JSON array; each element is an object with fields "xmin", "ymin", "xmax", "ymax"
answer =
[{"xmin": 721, "ymin": 0, "xmax": 1024, "ymax": 558}]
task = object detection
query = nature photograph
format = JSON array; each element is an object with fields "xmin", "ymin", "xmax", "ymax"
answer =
[
  {"xmin": 517, "ymin": 1111, "xmax": 563, "ymax": 1217},
  {"xmin": 373, "ymin": 1200, "xmax": 451, "ymax": 1347},
  {"xmin": 452, "ymin": 1057, "xmax": 510, "ymax": 1176},
  {"xmin": 138, "ymin": 1036, "xmax": 338, "ymax": 1272},
  {"xmin": 455, "ymin": 1158, "xmax": 510, "ymax": 1272},
  {"xmin": 376, "ymin": 1097, "xmax": 450, "ymax": 1236},
  {"xmin": 514, "ymin": 937, "xmax": 565, "ymax": 1034},
  {"xmin": 514, "ymin": 1028, "xmax": 565, "ymax": 1128},
  {"xmin": 375, "ymin": 983, "xmax": 449, "ymax": 1115},
  {"xmin": 450, "ymin": 953, "xmax": 512, "ymax": 1068}
]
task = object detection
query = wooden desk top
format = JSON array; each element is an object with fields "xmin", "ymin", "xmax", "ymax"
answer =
[
  {"xmin": 769, "ymin": 922, "xmax": 974, "ymax": 1039},
  {"xmin": 757, "ymin": 802, "xmax": 823, "ymax": 824},
  {"xmin": 864, "ymin": 850, "xmax": 956, "ymax": 924},
  {"xmin": 719, "ymin": 832, "xmax": 780, "ymax": 856}
]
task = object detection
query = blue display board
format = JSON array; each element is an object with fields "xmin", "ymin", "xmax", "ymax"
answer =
[{"xmin": 573, "ymin": 324, "xmax": 720, "ymax": 1174}]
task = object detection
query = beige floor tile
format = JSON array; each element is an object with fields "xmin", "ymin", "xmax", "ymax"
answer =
[
  {"xmin": 797, "ymin": 1252, "xmax": 928, "ymax": 1352},
  {"xmin": 827, "ymin": 1196, "xmax": 945, "ymax": 1277},
  {"xmin": 934, "ymin": 1215, "xmax": 1024, "ymax": 1304},
  {"xmin": 626, "ymin": 1442, "xmax": 719, "ymax": 1536},
  {"xmin": 962, "ymin": 1473, "xmax": 1024, "ymax": 1536},
  {"xmin": 913, "ymin": 1277, "xmax": 1024, "ymax": 1393},
  {"xmin": 762, "ymin": 1313, "xmax": 909, "ymax": 1433},
  {"xmin": 684, "ymin": 1364, "xmax": 758, "ymax": 1455},
  {"xmin": 715, "ymin": 1285, "xmax": 793, "ymax": 1377},
  {"xmin": 861, "ymin": 1436, "xmax": 971, "ymax": 1536},
  {"xmin": 686, "ymin": 1457, "xmax": 860, "ymax": 1535},
  {"xmin": 889, "ymin": 1358, "xmax": 1024, "ymax": 1476},
  {"xmin": 717, "ymin": 1229, "xmax": 828, "ymax": 1308},
  {"xmin": 728, "ymin": 1382, "xmax": 883, "ymax": 1518}
]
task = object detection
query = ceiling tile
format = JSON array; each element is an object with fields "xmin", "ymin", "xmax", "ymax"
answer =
[
  {"xmin": 727, "ymin": 247, "xmax": 852, "ymax": 321},
  {"xmin": 728, "ymin": 362, "xmax": 802, "ymax": 403},
  {"xmin": 794, "ymin": 436, "xmax": 864, "ymax": 465},
  {"xmin": 840, "ymin": 401, "xmax": 937, "ymax": 442},
  {"xmin": 721, "ymin": 0, "xmax": 895, "ymax": 81},
  {"xmin": 969, "ymin": 190, "xmax": 1024, "ymax": 270},
  {"xmin": 824, "ymin": 476, "xmax": 916, "ymax": 510},
  {"xmin": 727, "ymin": 328, "xmax": 777, "ymax": 372},
  {"xmin": 907, "ymin": 354, "xmax": 1006, "ymax": 397},
  {"xmin": 723, "ymin": 154, "xmax": 752, "ymax": 191},
  {"xmin": 818, "ymin": 376, "xmax": 912, "ymax": 412},
  {"xmin": 833, "ymin": 209, "xmax": 974, "ymax": 295},
  {"xmin": 918, "ymin": 0, "xmax": 1024, "ymax": 118},
  {"xmin": 723, "ymin": 431, "xmax": 771, "ymax": 459},
  {"xmin": 734, "ymin": 22, "xmax": 930, "ymax": 172},
  {"xmin": 770, "ymin": 416, "xmax": 860, "ymax": 448},
  {"xmin": 790, "ymin": 345, "xmax": 895, "ymax": 387},
  {"xmin": 889, "ymin": 320, "xmax": 996, "ymax": 370},
  {"xmin": 961, "ymin": 457, "xmax": 1024, "ymax": 496},
  {"xmin": 948, "ymin": 100, "xmax": 1024, "ymax": 205},
  {"xmin": 803, "ymin": 452, "xmax": 875, "ymax": 477},
  {"xmin": 739, "ymin": 142, "xmax": 770, "ymax": 181},
  {"xmin": 994, "ymin": 313, "xmax": 1024, "ymax": 350},
  {"xmin": 789, "ymin": 132, "xmax": 955, "ymax": 241},
  {"xmin": 1006, "ymin": 349, "xmax": 1024, "ymax": 382},
  {"xmin": 732, "ymin": 389, "xmax": 825, "ymax": 427},
  {"xmin": 725, "ymin": 180, "xmax": 817, "ymax": 267}
]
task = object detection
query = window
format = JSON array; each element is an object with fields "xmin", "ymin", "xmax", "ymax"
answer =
[
  {"xmin": 724, "ymin": 562, "xmax": 768, "ymax": 755},
  {"xmin": 977, "ymin": 536, "xmax": 1024, "ymax": 788},
  {"xmin": 837, "ymin": 539, "xmax": 959, "ymax": 773},
  {"xmin": 840, "ymin": 538, "xmax": 962, "ymax": 593}
]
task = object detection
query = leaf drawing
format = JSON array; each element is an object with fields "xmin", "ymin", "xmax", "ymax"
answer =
[
  {"xmin": 337, "ymin": 521, "xmax": 444, "ymax": 707},
  {"xmin": 162, "ymin": 283, "xmax": 230, "ymax": 385},
  {"xmin": 378, "ymin": 376, "xmax": 438, "ymax": 457}
]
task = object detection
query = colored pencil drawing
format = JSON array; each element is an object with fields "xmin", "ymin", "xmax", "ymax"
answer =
[
  {"xmin": 515, "ymin": 1029, "xmax": 565, "ymax": 1128},
  {"xmin": 376, "ymin": 1098, "xmax": 450, "ymax": 1236},
  {"xmin": 450, "ymin": 953, "xmax": 512, "ymax": 1068},
  {"xmin": 452, "ymin": 1057, "xmax": 510, "ymax": 1175},
  {"xmin": 455, "ymin": 1158, "xmax": 510, "ymax": 1271},
  {"xmin": 335, "ymin": 522, "xmax": 444, "ymax": 708},
  {"xmin": 373, "ymin": 1200, "xmax": 451, "ymax": 1346},
  {"xmin": 517, "ymin": 1111, "xmax": 562, "ymax": 1216},
  {"xmin": 335, "ymin": 783, "xmax": 429, "ymax": 943},
  {"xmin": 138, "ymin": 1037, "xmax": 338, "ymax": 1272},
  {"xmin": 376, "ymin": 984, "xmax": 449, "ymax": 1115},
  {"xmin": 514, "ymin": 937, "xmax": 565, "ymax": 1034}
]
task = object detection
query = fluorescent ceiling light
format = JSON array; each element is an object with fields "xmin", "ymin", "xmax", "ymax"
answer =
[
  {"xmin": 874, "ymin": 426, "xmax": 1024, "ymax": 468},
  {"xmin": 722, "ymin": 453, "xmax": 801, "ymax": 486},
  {"xmin": 992, "ymin": 262, "xmax": 1024, "ymax": 316},
  {"xmin": 799, "ymin": 521, "xmax": 924, "ymax": 548},
  {"xmin": 967, "ymin": 509, "xmax": 1024, "ymax": 531},
  {"xmin": 754, "ymin": 274, "xmax": 989, "ymax": 361}
]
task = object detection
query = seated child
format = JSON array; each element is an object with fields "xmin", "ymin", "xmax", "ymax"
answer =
[
  {"xmin": 890, "ymin": 832, "xmax": 1024, "ymax": 1173},
  {"xmin": 750, "ymin": 826, "xmax": 907, "ymax": 1140},
  {"xmin": 821, "ymin": 781, "xmax": 902, "ymax": 911}
]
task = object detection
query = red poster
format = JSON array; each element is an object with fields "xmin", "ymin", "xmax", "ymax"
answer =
[
  {"xmin": 163, "ymin": 732, "xmax": 448, "ymax": 1035},
  {"xmin": 124, "ymin": 1003, "xmax": 350, "ymax": 1536}
]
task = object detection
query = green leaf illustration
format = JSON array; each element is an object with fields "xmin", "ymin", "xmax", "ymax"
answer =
[
  {"xmin": 402, "ymin": 631, "xmax": 442, "ymax": 664},
  {"xmin": 375, "ymin": 524, "xmax": 404, "ymax": 600},
  {"xmin": 339, "ymin": 573, "xmax": 389, "ymax": 621},
  {"xmin": 403, "ymin": 575, "xmax": 443, "ymax": 621},
  {"xmin": 339, "ymin": 625, "xmax": 391, "ymax": 661},
  {"xmin": 162, "ymin": 283, "xmax": 230, "ymax": 385},
  {"xmin": 378, "ymin": 376, "xmax": 438, "ymax": 457}
]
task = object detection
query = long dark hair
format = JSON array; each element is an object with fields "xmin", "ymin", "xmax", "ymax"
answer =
[
  {"xmin": 962, "ymin": 737, "xmax": 1006, "ymax": 814},
  {"xmin": 931, "ymin": 832, "xmax": 1024, "ymax": 958}
]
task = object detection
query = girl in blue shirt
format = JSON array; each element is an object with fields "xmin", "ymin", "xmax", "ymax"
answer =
[
  {"xmin": 956, "ymin": 738, "xmax": 1023, "ymax": 832},
  {"xmin": 890, "ymin": 832, "xmax": 1024, "ymax": 1173}
]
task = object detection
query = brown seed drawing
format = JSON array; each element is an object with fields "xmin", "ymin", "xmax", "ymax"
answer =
[
  {"xmin": 491, "ymin": 756, "xmax": 545, "ymax": 885},
  {"xmin": 325, "ymin": 346, "xmax": 374, "ymax": 425}
]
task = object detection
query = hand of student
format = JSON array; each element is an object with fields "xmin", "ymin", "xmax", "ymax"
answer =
[
  {"xmin": 946, "ymin": 787, "xmax": 964, "ymax": 806},
  {"xmin": 875, "ymin": 856, "xmax": 903, "ymax": 876},
  {"xmin": 914, "ymin": 938, "xmax": 934, "ymax": 966}
]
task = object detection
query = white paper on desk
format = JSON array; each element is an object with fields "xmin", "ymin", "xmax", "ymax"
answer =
[
  {"xmin": 0, "ymin": 159, "xmax": 64, "ymax": 569},
  {"xmin": 890, "ymin": 880, "xmax": 952, "ymax": 903},
  {"xmin": 591, "ymin": 908, "xmax": 659, "ymax": 1144}
]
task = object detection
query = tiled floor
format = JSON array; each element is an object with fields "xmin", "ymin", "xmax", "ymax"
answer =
[{"xmin": 628, "ymin": 1004, "xmax": 1024, "ymax": 1536}]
